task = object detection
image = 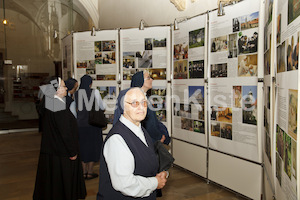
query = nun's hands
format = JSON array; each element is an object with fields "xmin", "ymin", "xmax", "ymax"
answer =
[
  {"xmin": 160, "ymin": 135, "xmax": 166, "ymax": 143},
  {"xmin": 70, "ymin": 155, "xmax": 77, "ymax": 160}
]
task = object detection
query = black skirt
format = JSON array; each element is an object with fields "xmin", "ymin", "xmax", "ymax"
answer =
[
  {"xmin": 78, "ymin": 126, "xmax": 103, "ymax": 163},
  {"xmin": 33, "ymin": 153, "xmax": 86, "ymax": 200}
]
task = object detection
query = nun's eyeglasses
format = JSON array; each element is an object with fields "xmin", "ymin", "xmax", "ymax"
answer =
[{"xmin": 125, "ymin": 100, "xmax": 148, "ymax": 108}]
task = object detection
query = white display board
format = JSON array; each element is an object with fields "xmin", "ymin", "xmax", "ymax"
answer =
[
  {"xmin": 172, "ymin": 14, "xmax": 207, "ymax": 147},
  {"xmin": 208, "ymin": 150, "xmax": 262, "ymax": 200},
  {"xmin": 120, "ymin": 27, "xmax": 171, "ymax": 129},
  {"xmin": 173, "ymin": 139, "xmax": 207, "ymax": 177},
  {"xmin": 208, "ymin": 0, "xmax": 261, "ymax": 163},
  {"xmin": 73, "ymin": 30, "xmax": 119, "ymax": 133},
  {"xmin": 62, "ymin": 34, "xmax": 73, "ymax": 80},
  {"xmin": 274, "ymin": 0, "xmax": 299, "ymax": 198}
]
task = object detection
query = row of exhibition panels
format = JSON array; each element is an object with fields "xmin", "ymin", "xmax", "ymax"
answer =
[{"xmin": 61, "ymin": 0, "xmax": 299, "ymax": 199}]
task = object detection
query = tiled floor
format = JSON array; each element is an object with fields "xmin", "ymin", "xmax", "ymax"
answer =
[{"xmin": 0, "ymin": 131, "xmax": 248, "ymax": 200}]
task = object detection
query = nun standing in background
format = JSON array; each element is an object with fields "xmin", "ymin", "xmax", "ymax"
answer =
[
  {"xmin": 75, "ymin": 74, "xmax": 104, "ymax": 180},
  {"xmin": 33, "ymin": 77, "xmax": 86, "ymax": 200},
  {"xmin": 65, "ymin": 78, "xmax": 78, "ymax": 117}
]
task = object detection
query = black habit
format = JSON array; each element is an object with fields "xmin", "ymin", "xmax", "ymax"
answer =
[{"xmin": 33, "ymin": 98, "xmax": 86, "ymax": 200}]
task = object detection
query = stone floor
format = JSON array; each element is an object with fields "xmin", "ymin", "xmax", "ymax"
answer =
[{"xmin": 0, "ymin": 131, "xmax": 248, "ymax": 200}]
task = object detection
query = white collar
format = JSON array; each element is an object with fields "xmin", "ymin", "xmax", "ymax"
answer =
[
  {"xmin": 120, "ymin": 115, "xmax": 141, "ymax": 131},
  {"xmin": 54, "ymin": 95, "xmax": 66, "ymax": 103},
  {"xmin": 120, "ymin": 115, "xmax": 147, "ymax": 146}
]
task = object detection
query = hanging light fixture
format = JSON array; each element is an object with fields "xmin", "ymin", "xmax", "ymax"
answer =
[
  {"xmin": 91, "ymin": 26, "xmax": 96, "ymax": 36},
  {"xmin": 139, "ymin": 19, "xmax": 145, "ymax": 30},
  {"xmin": 174, "ymin": 18, "xmax": 179, "ymax": 30},
  {"xmin": 218, "ymin": 1, "xmax": 225, "ymax": 16}
]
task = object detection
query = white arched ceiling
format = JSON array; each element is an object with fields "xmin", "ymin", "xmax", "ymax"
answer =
[
  {"xmin": 4, "ymin": 0, "xmax": 98, "ymax": 31},
  {"xmin": 97, "ymin": 0, "xmax": 219, "ymax": 29},
  {"xmin": 74, "ymin": 0, "xmax": 99, "ymax": 28}
]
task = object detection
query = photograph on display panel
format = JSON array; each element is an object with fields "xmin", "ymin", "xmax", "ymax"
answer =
[
  {"xmin": 95, "ymin": 41, "xmax": 101, "ymax": 52},
  {"xmin": 277, "ymin": 14, "xmax": 281, "ymax": 44},
  {"xmin": 102, "ymin": 40, "xmax": 116, "ymax": 51},
  {"xmin": 286, "ymin": 33, "xmax": 299, "ymax": 71},
  {"xmin": 174, "ymin": 43, "xmax": 188, "ymax": 60},
  {"xmin": 242, "ymin": 86, "xmax": 257, "ymax": 125},
  {"xmin": 123, "ymin": 69, "xmax": 139, "ymax": 80},
  {"xmin": 264, "ymin": 26, "xmax": 270, "ymax": 52},
  {"xmin": 189, "ymin": 60, "xmax": 204, "ymax": 78},
  {"xmin": 288, "ymin": 89, "xmax": 297, "ymax": 140},
  {"xmin": 266, "ymin": 86, "xmax": 271, "ymax": 109},
  {"xmin": 264, "ymin": 106, "xmax": 269, "ymax": 131},
  {"xmin": 145, "ymin": 38, "xmax": 153, "ymax": 50},
  {"xmin": 189, "ymin": 28, "xmax": 205, "ymax": 48},
  {"xmin": 77, "ymin": 61, "xmax": 87, "ymax": 68},
  {"xmin": 211, "ymin": 121, "xmax": 220, "ymax": 137},
  {"xmin": 237, "ymin": 31, "xmax": 258, "ymax": 55},
  {"xmin": 232, "ymin": 18, "xmax": 240, "ymax": 32},
  {"xmin": 216, "ymin": 107, "xmax": 232, "ymax": 124},
  {"xmin": 211, "ymin": 35, "xmax": 228, "ymax": 53},
  {"xmin": 265, "ymin": 129, "xmax": 272, "ymax": 163},
  {"xmin": 288, "ymin": 0, "xmax": 300, "ymax": 24},
  {"xmin": 240, "ymin": 12, "xmax": 259, "ymax": 31},
  {"xmin": 265, "ymin": 0, "xmax": 273, "ymax": 26},
  {"xmin": 153, "ymin": 38, "xmax": 166, "ymax": 48},
  {"xmin": 148, "ymin": 68, "xmax": 166, "ymax": 80},
  {"xmin": 137, "ymin": 50, "xmax": 152, "ymax": 68},
  {"xmin": 277, "ymin": 41, "xmax": 286, "ymax": 73},
  {"xmin": 188, "ymin": 86, "xmax": 204, "ymax": 104},
  {"xmin": 264, "ymin": 49, "xmax": 270, "ymax": 75},
  {"xmin": 123, "ymin": 52, "xmax": 136, "ymax": 69},
  {"xmin": 237, "ymin": 54, "xmax": 258, "ymax": 77},
  {"xmin": 233, "ymin": 86, "xmax": 242, "ymax": 108},
  {"xmin": 284, "ymin": 133, "xmax": 292, "ymax": 179},
  {"xmin": 211, "ymin": 106, "xmax": 217, "ymax": 121},
  {"xmin": 228, "ymin": 33, "xmax": 238, "ymax": 58},
  {"xmin": 276, "ymin": 152, "xmax": 282, "ymax": 186},
  {"xmin": 220, "ymin": 123, "xmax": 232, "ymax": 140},
  {"xmin": 276, "ymin": 124, "xmax": 284, "ymax": 159},
  {"xmin": 103, "ymin": 52, "xmax": 116, "ymax": 64},
  {"xmin": 181, "ymin": 118, "xmax": 193, "ymax": 131},
  {"xmin": 156, "ymin": 110, "xmax": 166, "ymax": 122},
  {"xmin": 95, "ymin": 52, "xmax": 103, "ymax": 64},
  {"xmin": 174, "ymin": 60, "xmax": 188, "ymax": 79},
  {"xmin": 291, "ymin": 139, "xmax": 297, "ymax": 178},
  {"xmin": 194, "ymin": 120, "xmax": 205, "ymax": 134},
  {"xmin": 211, "ymin": 63, "xmax": 227, "ymax": 78}
]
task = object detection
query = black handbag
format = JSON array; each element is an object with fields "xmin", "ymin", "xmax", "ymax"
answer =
[
  {"xmin": 154, "ymin": 141, "xmax": 175, "ymax": 172},
  {"xmin": 88, "ymin": 100, "xmax": 108, "ymax": 128}
]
